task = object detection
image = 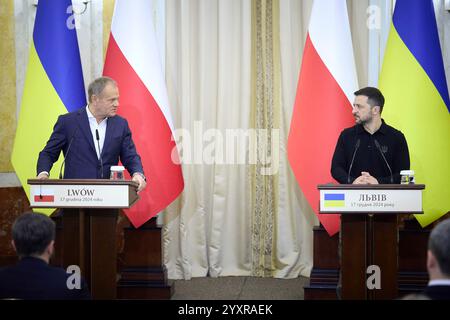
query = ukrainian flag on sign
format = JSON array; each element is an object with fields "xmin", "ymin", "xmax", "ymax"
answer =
[
  {"xmin": 379, "ymin": 0, "xmax": 450, "ymax": 227},
  {"xmin": 11, "ymin": 0, "xmax": 86, "ymax": 215},
  {"xmin": 324, "ymin": 194, "xmax": 345, "ymax": 208}
]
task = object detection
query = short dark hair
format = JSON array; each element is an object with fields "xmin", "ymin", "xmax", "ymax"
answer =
[
  {"xmin": 354, "ymin": 87, "xmax": 385, "ymax": 113},
  {"xmin": 428, "ymin": 218, "xmax": 450, "ymax": 277},
  {"xmin": 88, "ymin": 76, "xmax": 117, "ymax": 102},
  {"xmin": 12, "ymin": 212, "xmax": 55, "ymax": 258}
]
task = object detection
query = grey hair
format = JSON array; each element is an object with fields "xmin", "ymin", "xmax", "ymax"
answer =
[
  {"xmin": 428, "ymin": 218, "xmax": 450, "ymax": 276},
  {"xmin": 12, "ymin": 212, "xmax": 55, "ymax": 258},
  {"xmin": 88, "ymin": 76, "xmax": 117, "ymax": 102}
]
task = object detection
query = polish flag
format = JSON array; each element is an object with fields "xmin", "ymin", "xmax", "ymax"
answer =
[
  {"xmin": 33, "ymin": 187, "xmax": 54, "ymax": 203},
  {"xmin": 103, "ymin": 0, "xmax": 184, "ymax": 228},
  {"xmin": 287, "ymin": 0, "xmax": 358, "ymax": 236}
]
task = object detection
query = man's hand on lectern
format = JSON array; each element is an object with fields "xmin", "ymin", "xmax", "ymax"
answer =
[
  {"xmin": 132, "ymin": 173, "xmax": 146, "ymax": 193},
  {"xmin": 353, "ymin": 171, "xmax": 379, "ymax": 185},
  {"xmin": 37, "ymin": 172, "xmax": 49, "ymax": 180}
]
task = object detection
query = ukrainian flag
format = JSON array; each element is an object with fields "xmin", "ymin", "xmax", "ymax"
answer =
[
  {"xmin": 11, "ymin": 0, "xmax": 86, "ymax": 215},
  {"xmin": 324, "ymin": 194, "xmax": 345, "ymax": 208},
  {"xmin": 379, "ymin": 0, "xmax": 450, "ymax": 227}
]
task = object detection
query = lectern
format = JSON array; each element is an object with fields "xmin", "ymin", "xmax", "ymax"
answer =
[
  {"xmin": 28, "ymin": 179, "xmax": 139, "ymax": 299},
  {"xmin": 318, "ymin": 184, "xmax": 424, "ymax": 300}
]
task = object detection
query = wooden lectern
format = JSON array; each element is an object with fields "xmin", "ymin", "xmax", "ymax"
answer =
[
  {"xmin": 318, "ymin": 184, "xmax": 424, "ymax": 300},
  {"xmin": 28, "ymin": 179, "xmax": 139, "ymax": 300}
]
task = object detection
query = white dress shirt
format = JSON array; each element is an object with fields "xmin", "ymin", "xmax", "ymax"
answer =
[
  {"xmin": 428, "ymin": 279, "xmax": 450, "ymax": 286},
  {"xmin": 86, "ymin": 105, "xmax": 107, "ymax": 159}
]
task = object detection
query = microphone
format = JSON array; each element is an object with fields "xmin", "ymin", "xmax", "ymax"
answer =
[
  {"xmin": 95, "ymin": 129, "xmax": 104, "ymax": 178},
  {"xmin": 347, "ymin": 139, "xmax": 360, "ymax": 183},
  {"xmin": 374, "ymin": 139, "xmax": 393, "ymax": 184},
  {"xmin": 59, "ymin": 127, "xmax": 79, "ymax": 179}
]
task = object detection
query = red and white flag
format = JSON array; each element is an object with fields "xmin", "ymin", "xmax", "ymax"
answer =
[
  {"xmin": 33, "ymin": 188, "xmax": 55, "ymax": 203},
  {"xmin": 287, "ymin": 0, "xmax": 358, "ymax": 236},
  {"xmin": 103, "ymin": 0, "xmax": 184, "ymax": 228}
]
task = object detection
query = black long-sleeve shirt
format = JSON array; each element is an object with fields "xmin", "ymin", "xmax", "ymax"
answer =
[{"xmin": 331, "ymin": 120, "xmax": 410, "ymax": 184}]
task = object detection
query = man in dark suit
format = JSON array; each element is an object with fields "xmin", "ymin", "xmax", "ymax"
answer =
[
  {"xmin": 0, "ymin": 212, "xmax": 91, "ymax": 299},
  {"xmin": 36, "ymin": 76, "xmax": 146, "ymax": 192},
  {"xmin": 423, "ymin": 218, "xmax": 450, "ymax": 300}
]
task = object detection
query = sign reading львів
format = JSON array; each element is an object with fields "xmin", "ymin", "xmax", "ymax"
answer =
[{"xmin": 319, "ymin": 188, "xmax": 423, "ymax": 213}]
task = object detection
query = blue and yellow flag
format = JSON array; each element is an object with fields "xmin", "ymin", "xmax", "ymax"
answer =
[
  {"xmin": 379, "ymin": 0, "xmax": 450, "ymax": 227},
  {"xmin": 11, "ymin": 0, "xmax": 86, "ymax": 215}
]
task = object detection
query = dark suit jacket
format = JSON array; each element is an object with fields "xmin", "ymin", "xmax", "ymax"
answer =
[
  {"xmin": 37, "ymin": 107, "xmax": 144, "ymax": 179},
  {"xmin": 423, "ymin": 285, "xmax": 450, "ymax": 300},
  {"xmin": 0, "ymin": 257, "xmax": 91, "ymax": 300}
]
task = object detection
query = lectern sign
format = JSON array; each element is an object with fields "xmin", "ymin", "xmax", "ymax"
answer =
[
  {"xmin": 319, "ymin": 185, "xmax": 424, "ymax": 213},
  {"xmin": 29, "ymin": 179, "xmax": 137, "ymax": 208}
]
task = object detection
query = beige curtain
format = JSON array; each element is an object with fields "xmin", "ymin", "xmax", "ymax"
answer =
[
  {"xmin": 163, "ymin": 0, "xmax": 369, "ymax": 280},
  {"xmin": 164, "ymin": 0, "xmax": 253, "ymax": 279}
]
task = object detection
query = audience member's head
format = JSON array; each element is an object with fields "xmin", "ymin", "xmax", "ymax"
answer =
[
  {"xmin": 400, "ymin": 292, "xmax": 431, "ymax": 300},
  {"xmin": 11, "ymin": 212, "xmax": 55, "ymax": 263},
  {"xmin": 427, "ymin": 218, "xmax": 450, "ymax": 280}
]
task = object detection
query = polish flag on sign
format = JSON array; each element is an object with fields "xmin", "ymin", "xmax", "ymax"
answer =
[
  {"xmin": 287, "ymin": 0, "xmax": 358, "ymax": 236},
  {"xmin": 103, "ymin": 0, "xmax": 184, "ymax": 228},
  {"xmin": 33, "ymin": 188, "xmax": 54, "ymax": 203}
]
